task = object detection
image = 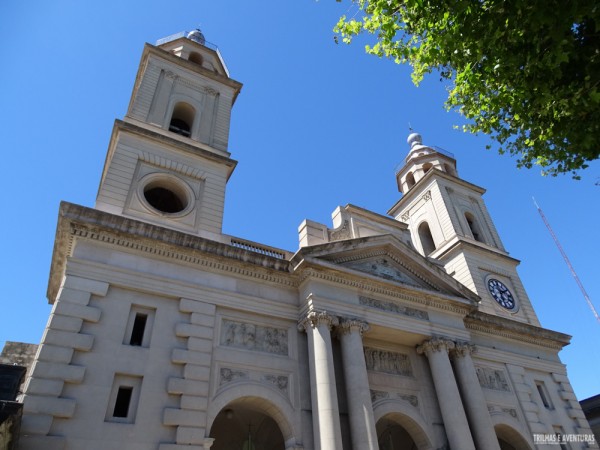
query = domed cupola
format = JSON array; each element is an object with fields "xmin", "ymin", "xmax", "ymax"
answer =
[{"xmin": 395, "ymin": 131, "xmax": 458, "ymax": 194}]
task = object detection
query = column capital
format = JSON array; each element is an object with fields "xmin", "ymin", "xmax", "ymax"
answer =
[
  {"xmin": 451, "ymin": 341, "xmax": 477, "ymax": 359},
  {"xmin": 298, "ymin": 310, "xmax": 339, "ymax": 332},
  {"xmin": 338, "ymin": 319, "xmax": 370, "ymax": 336},
  {"xmin": 416, "ymin": 337, "xmax": 455, "ymax": 356}
]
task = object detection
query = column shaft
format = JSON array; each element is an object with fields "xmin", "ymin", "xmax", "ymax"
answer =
[
  {"xmin": 452, "ymin": 344, "xmax": 501, "ymax": 450},
  {"xmin": 300, "ymin": 312, "xmax": 343, "ymax": 450},
  {"xmin": 417, "ymin": 338, "xmax": 476, "ymax": 450},
  {"xmin": 339, "ymin": 320, "xmax": 378, "ymax": 450}
]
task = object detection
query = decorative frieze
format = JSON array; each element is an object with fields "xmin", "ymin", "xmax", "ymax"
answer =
[
  {"xmin": 364, "ymin": 348, "xmax": 412, "ymax": 376},
  {"xmin": 487, "ymin": 404, "xmax": 518, "ymax": 418},
  {"xmin": 475, "ymin": 366, "xmax": 511, "ymax": 392},
  {"xmin": 328, "ymin": 220, "xmax": 352, "ymax": 242},
  {"xmin": 359, "ymin": 296, "xmax": 429, "ymax": 320},
  {"xmin": 401, "ymin": 212, "xmax": 410, "ymax": 222},
  {"xmin": 219, "ymin": 368, "xmax": 248, "ymax": 386},
  {"xmin": 370, "ymin": 390, "xmax": 419, "ymax": 407},
  {"xmin": 221, "ymin": 320, "xmax": 288, "ymax": 355},
  {"xmin": 219, "ymin": 368, "xmax": 289, "ymax": 395},
  {"xmin": 262, "ymin": 374, "xmax": 289, "ymax": 394},
  {"xmin": 422, "ymin": 190, "xmax": 432, "ymax": 202}
]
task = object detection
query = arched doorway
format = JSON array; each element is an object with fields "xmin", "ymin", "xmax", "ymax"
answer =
[
  {"xmin": 210, "ymin": 399, "xmax": 285, "ymax": 450},
  {"xmin": 495, "ymin": 424, "xmax": 533, "ymax": 450},
  {"xmin": 376, "ymin": 415, "xmax": 420, "ymax": 450}
]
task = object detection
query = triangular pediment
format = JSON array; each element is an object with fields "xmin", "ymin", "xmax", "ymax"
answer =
[
  {"xmin": 341, "ymin": 255, "xmax": 427, "ymax": 289},
  {"xmin": 293, "ymin": 234, "xmax": 479, "ymax": 303}
]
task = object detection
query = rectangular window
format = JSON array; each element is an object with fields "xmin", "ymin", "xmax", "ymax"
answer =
[
  {"xmin": 129, "ymin": 313, "xmax": 148, "ymax": 346},
  {"xmin": 105, "ymin": 374, "xmax": 142, "ymax": 423},
  {"xmin": 123, "ymin": 305, "xmax": 155, "ymax": 347},
  {"xmin": 536, "ymin": 381, "xmax": 553, "ymax": 409},
  {"xmin": 553, "ymin": 426, "xmax": 569, "ymax": 450}
]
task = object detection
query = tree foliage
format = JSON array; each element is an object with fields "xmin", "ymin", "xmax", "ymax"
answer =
[{"xmin": 335, "ymin": 0, "xmax": 600, "ymax": 177}]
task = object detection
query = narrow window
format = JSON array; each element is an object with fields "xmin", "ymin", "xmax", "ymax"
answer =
[
  {"xmin": 123, "ymin": 305, "xmax": 155, "ymax": 348},
  {"xmin": 465, "ymin": 212, "xmax": 483, "ymax": 242},
  {"xmin": 422, "ymin": 162, "xmax": 433, "ymax": 174},
  {"xmin": 444, "ymin": 163, "xmax": 454, "ymax": 175},
  {"xmin": 536, "ymin": 381, "xmax": 553, "ymax": 409},
  {"xmin": 113, "ymin": 386, "xmax": 133, "ymax": 417},
  {"xmin": 105, "ymin": 374, "xmax": 143, "ymax": 423},
  {"xmin": 129, "ymin": 313, "xmax": 148, "ymax": 346},
  {"xmin": 405, "ymin": 172, "xmax": 416, "ymax": 190},
  {"xmin": 169, "ymin": 102, "xmax": 195, "ymax": 137},
  {"xmin": 418, "ymin": 222, "xmax": 436, "ymax": 255}
]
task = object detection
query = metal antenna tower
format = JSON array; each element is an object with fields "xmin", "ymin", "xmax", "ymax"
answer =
[{"xmin": 533, "ymin": 197, "xmax": 600, "ymax": 324}]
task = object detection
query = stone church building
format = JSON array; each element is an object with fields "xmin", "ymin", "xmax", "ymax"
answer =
[{"xmin": 17, "ymin": 30, "xmax": 596, "ymax": 449}]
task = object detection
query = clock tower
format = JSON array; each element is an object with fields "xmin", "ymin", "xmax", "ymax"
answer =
[{"xmin": 389, "ymin": 132, "xmax": 540, "ymax": 326}]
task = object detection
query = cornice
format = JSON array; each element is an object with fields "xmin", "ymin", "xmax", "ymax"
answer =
[
  {"xmin": 296, "ymin": 266, "xmax": 475, "ymax": 316},
  {"xmin": 388, "ymin": 168, "xmax": 486, "ymax": 216},
  {"xmin": 464, "ymin": 311, "xmax": 571, "ymax": 350},
  {"xmin": 47, "ymin": 202, "xmax": 294, "ymax": 302},
  {"xmin": 293, "ymin": 235, "xmax": 480, "ymax": 304}
]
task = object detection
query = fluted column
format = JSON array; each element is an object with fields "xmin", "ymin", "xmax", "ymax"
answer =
[
  {"xmin": 338, "ymin": 319, "xmax": 378, "ymax": 450},
  {"xmin": 298, "ymin": 311, "xmax": 343, "ymax": 450},
  {"xmin": 416, "ymin": 337, "xmax": 476, "ymax": 450},
  {"xmin": 452, "ymin": 342, "xmax": 501, "ymax": 450}
]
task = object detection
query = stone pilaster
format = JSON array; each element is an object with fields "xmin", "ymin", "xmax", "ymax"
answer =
[
  {"xmin": 451, "ymin": 342, "xmax": 500, "ymax": 450},
  {"xmin": 298, "ymin": 311, "xmax": 343, "ymax": 450},
  {"xmin": 19, "ymin": 275, "xmax": 106, "ymax": 450},
  {"xmin": 338, "ymin": 319, "xmax": 378, "ymax": 450},
  {"xmin": 163, "ymin": 299, "xmax": 216, "ymax": 447},
  {"xmin": 416, "ymin": 337, "xmax": 476, "ymax": 450}
]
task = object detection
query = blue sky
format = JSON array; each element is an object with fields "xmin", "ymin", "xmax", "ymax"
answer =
[{"xmin": 1, "ymin": 1, "xmax": 599, "ymax": 400}]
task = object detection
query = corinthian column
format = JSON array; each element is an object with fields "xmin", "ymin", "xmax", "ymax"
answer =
[
  {"xmin": 298, "ymin": 311, "xmax": 343, "ymax": 450},
  {"xmin": 338, "ymin": 319, "xmax": 378, "ymax": 450},
  {"xmin": 451, "ymin": 342, "xmax": 501, "ymax": 450},
  {"xmin": 416, "ymin": 338, "xmax": 476, "ymax": 450}
]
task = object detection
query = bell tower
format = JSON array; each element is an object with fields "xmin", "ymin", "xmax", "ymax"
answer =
[
  {"xmin": 389, "ymin": 132, "xmax": 541, "ymax": 326},
  {"xmin": 95, "ymin": 30, "xmax": 242, "ymax": 242}
]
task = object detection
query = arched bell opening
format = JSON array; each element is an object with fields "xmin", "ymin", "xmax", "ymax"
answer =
[{"xmin": 210, "ymin": 398, "xmax": 286, "ymax": 450}]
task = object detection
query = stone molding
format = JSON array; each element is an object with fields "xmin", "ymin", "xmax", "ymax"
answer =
[
  {"xmin": 298, "ymin": 268, "xmax": 473, "ymax": 316},
  {"xmin": 298, "ymin": 311, "xmax": 339, "ymax": 332},
  {"xmin": 139, "ymin": 150, "xmax": 207, "ymax": 180},
  {"xmin": 465, "ymin": 311, "xmax": 570, "ymax": 350},
  {"xmin": 48, "ymin": 202, "xmax": 294, "ymax": 301},
  {"xmin": 416, "ymin": 337, "xmax": 455, "ymax": 356},
  {"xmin": 337, "ymin": 319, "xmax": 369, "ymax": 336}
]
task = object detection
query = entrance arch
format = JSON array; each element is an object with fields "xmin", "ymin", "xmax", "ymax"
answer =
[
  {"xmin": 373, "ymin": 401, "xmax": 434, "ymax": 450},
  {"xmin": 208, "ymin": 384, "xmax": 299, "ymax": 450},
  {"xmin": 210, "ymin": 399, "xmax": 285, "ymax": 450},
  {"xmin": 495, "ymin": 424, "xmax": 533, "ymax": 450}
]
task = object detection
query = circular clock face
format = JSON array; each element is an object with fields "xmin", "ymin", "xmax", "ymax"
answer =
[{"xmin": 487, "ymin": 279, "xmax": 516, "ymax": 310}]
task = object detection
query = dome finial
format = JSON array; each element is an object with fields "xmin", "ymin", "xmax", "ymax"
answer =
[
  {"xmin": 407, "ymin": 131, "xmax": 422, "ymax": 149},
  {"xmin": 187, "ymin": 28, "xmax": 206, "ymax": 45}
]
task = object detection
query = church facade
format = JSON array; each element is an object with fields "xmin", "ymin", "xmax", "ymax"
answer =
[{"xmin": 18, "ymin": 31, "xmax": 596, "ymax": 450}]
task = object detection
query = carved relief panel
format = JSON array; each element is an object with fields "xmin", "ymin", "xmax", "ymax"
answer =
[{"xmin": 220, "ymin": 319, "xmax": 288, "ymax": 356}]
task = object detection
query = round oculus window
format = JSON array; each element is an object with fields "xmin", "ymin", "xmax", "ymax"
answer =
[{"xmin": 138, "ymin": 174, "xmax": 194, "ymax": 216}]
